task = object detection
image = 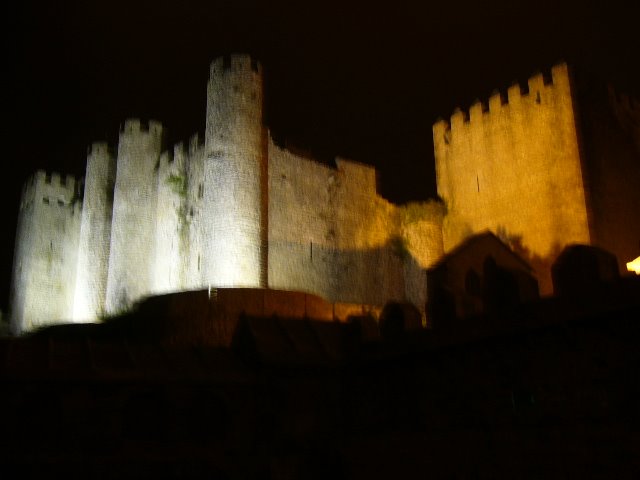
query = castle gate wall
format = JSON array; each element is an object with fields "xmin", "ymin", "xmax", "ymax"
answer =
[
  {"xmin": 434, "ymin": 64, "xmax": 591, "ymax": 293},
  {"xmin": 105, "ymin": 119, "xmax": 163, "ymax": 313},
  {"xmin": 73, "ymin": 143, "xmax": 116, "ymax": 321}
]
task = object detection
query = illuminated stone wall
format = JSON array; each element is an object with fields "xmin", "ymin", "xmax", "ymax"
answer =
[
  {"xmin": 268, "ymin": 138, "xmax": 444, "ymax": 309},
  {"xmin": 184, "ymin": 135, "xmax": 206, "ymax": 290},
  {"xmin": 329, "ymin": 159, "xmax": 407, "ymax": 306},
  {"xmin": 267, "ymin": 141, "xmax": 340, "ymax": 300},
  {"xmin": 151, "ymin": 148, "xmax": 186, "ymax": 295},
  {"xmin": 10, "ymin": 171, "xmax": 81, "ymax": 333},
  {"xmin": 72, "ymin": 143, "xmax": 115, "ymax": 321},
  {"xmin": 434, "ymin": 64, "xmax": 591, "ymax": 293},
  {"xmin": 12, "ymin": 56, "xmax": 639, "ymax": 333},
  {"xmin": 105, "ymin": 119, "xmax": 163, "ymax": 313},
  {"xmin": 399, "ymin": 202, "xmax": 445, "ymax": 269},
  {"xmin": 9, "ymin": 53, "xmax": 445, "ymax": 332},
  {"xmin": 202, "ymin": 55, "xmax": 267, "ymax": 288},
  {"xmin": 398, "ymin": 202, "xmax": 445, "ymax": 310}
]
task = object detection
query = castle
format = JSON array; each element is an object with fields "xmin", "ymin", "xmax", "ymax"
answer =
[{"xmin": 9, "ymin": 55, "xmax": 640, "ymax": 334}]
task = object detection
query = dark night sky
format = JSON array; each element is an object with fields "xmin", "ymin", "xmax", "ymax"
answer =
[{"xmin": 2, "ymin": 0, "xmax": 639, "ymax": 310}]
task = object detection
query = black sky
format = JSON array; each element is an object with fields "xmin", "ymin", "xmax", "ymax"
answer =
[{"xmin": 2, "ymin": 0, "xmax": 639, "ymax": 310}]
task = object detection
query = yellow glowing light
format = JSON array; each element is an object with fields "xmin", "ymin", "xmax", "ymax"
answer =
[{"xmin": 627, "ymin": 256, "xmax": 640, "ymax": 275}]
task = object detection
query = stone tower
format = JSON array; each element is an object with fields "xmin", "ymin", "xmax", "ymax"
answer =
[
  {"xmin": 433, "ymin": 64, "xmax": 591, "ymax": 293},
  {"xmin": 202, "ymin": 54, "xmax": 267, "ymax": 287},
  {"xmin": 73, "ymin": 143, "xmax": 116, "ymax": 321},
  {"xmin": 10, "ymin": 172, "xmax": 82, "ymax": 333},
  {"xmin": 152, "ymin": 146, "xmax": 188, "ymax": 295},
  {"xmin": 105, "ymin": 119, "xmax": 163, "ymax": 313}
]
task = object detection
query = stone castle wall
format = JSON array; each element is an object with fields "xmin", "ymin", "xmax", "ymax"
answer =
[
  {"xmin": 434, "ymin": 63, "xmax": 591, "ymax": 293},
  {"xmin": 267, "ymin": 140, "xmax": 339, "ymax": 300},
  {"xmin": 203, "ymin": 55, "xmax": 267, "ymax": 288},
  {"xmin": 4, "ymin": 53, "xmax": 493, "ymax": 333},
  {"xmin": 10, "ymin": 171, "xmax": 82, "ymax": 332},
  {"xmin": 329, "ymin": 159, "xmax": 406, "ymax": 306},
  {"xmin": 73, "ymin": 143, "xmax": 116, "ymax": 321},
  {"xmin": 8, "ymin": 187, "xmax": 32, "ymax": 333},
  {"xmin": 11, "ymin": 55, "xmax": 638, "ymax": 333},
  {"xmin": 268, "ymin": 139, "xmax": 444, "ymax": 308},
  {"xmin": 152, "ymin": 147, "xmax": 186, "ymax": 295},
  {"xmin": 184, "ymin": 136, "xmax": 206, "ymax": 290},
  {"xmin": 399, "ymin": 202, "xmax": 445, "ymax": 269},
  {"xmin": 398, "ymin": 201, "xmax": 445, "ymax": 310},
  {"xmin": 105, "ymin": 119, "xmax": 163, "ymax": 313}
]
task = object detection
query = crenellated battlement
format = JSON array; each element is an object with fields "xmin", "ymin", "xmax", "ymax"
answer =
[
  {"xmin": 209, "ymin": 54, "xmax": 261, "ymax": 78},
  {"xmin": 121, "ymin": 118, "xmax": 163, "ymax": 137},
  {"xmin": 527, "ymin": 70, "xmax": 553, "ymax": 93},
  {"xmin": 19, "ymin": 170, "xmax": 82, "ymax": 214},
  {"xmin": 11, "ymin": 54, "xmax": 639, "ymax": 335},
  {"xmin": 449, "ymin": 108, "xmax": 468, "ymax": 131},
  {"xmin": 434, "ymin": 63, "xmax": 571, "ymax": 137},
  {"xmin": 468, "ymin": 100, "xmax": 487, "ymax": 123},
  {"xmin": 88, "ymin": 142, "xmax": 111, "ymax": 156},
  {"xmin": 159, "ymin": 144, "xmax": 188, "ymax": 171},
  {"xmin": 488, "ymin": 90, "xmax": 507, "ymax": 113},
  {"xmin": 31, "ymin": 170, "xmax": 79, "ymax": 191}
]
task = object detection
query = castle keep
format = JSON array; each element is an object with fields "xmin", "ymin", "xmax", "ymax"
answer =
[{"xmin": 10, "ymin": 56, "xmax": 639, "ymax": 333}]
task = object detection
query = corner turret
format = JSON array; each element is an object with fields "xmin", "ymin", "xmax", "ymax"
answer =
[{"xmin": 10, "ymin": 170, "xmax": 83, "ymax": 333}]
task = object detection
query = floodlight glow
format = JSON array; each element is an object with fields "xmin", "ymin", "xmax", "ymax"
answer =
[{"xmin": 627, "ymin": 256, "xmax": 640, "ymax": 275}]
